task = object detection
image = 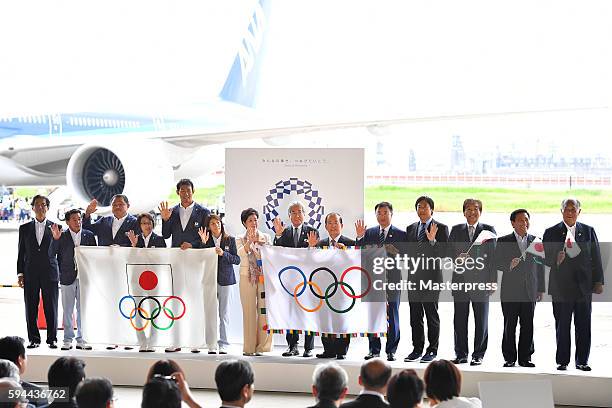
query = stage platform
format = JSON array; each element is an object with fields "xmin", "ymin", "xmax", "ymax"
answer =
[{"xmin": 25, "ymin": 345, "xmax": 612, "ymax": 407}]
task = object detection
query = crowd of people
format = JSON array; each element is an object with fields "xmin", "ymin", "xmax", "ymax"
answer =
[
  {"xmin": 0, "ymin": 334, "xmax": 481, "ymax": 407},
  {"xmin": 15, "ymin": 178, "xmax": 604, "ymax": 372},
  {"xmin": 1, "ymin": 195, "xmax": 31, "ymax": 223}
]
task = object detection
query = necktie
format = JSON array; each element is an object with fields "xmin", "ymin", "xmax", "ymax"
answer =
[
  {"xmin": 468, "ymin": 225, "xmax": 475, "ymax": 241},
  {"xmin": 330, "ymin": 239, "xmax": 336, "ymax": 248},
  {"xmin": 293, "ymin": 227, "xmax": 299, "ymax": 247},
  {"xmin": 378, "ymin": 229, "xmax": 385, "ymax": 247},
  {"xmin": 418, "ymin": 223, "xmax": 427, "ymax": 242}
]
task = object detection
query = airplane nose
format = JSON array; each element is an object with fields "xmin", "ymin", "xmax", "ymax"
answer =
[{"xmin": 103, "ymin": 169, "xmax": 119, "ymax": 186}]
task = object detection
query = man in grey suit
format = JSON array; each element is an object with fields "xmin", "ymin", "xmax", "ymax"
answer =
[
  {"xmin": 543, "ymin": 198, "xmax": 604, "ymax": 371},
  {"xmin": 340, "ymin": 359, "xmax": 391, "ymax": 408}
]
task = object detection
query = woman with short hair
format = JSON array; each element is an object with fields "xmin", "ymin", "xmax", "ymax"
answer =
[{"xmin": 423, "ymin": 360, "xmax": 482, "ymax": 407}]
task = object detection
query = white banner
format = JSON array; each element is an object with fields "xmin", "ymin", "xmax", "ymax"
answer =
[
  {"xmin": 76, "ymin": 247, "xmax": 218, "ymax": 348},
  {"xmin": 225, "ymin": 148, "xmax": 364, "ymax": 238},
  {"xmin": 260, "ymin": 246, "xmax": 387, "ymax": 336}
]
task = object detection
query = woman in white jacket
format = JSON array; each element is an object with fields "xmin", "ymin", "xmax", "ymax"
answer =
[
  {"xmin": 236, "ymin": 208, "xmax": 273, "ymax": 356},
  {"xmin": 424, "ymin": 360, "xmax": 482, "ymax": 408}
]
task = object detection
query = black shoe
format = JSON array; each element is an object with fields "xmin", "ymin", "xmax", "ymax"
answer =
[
  {"xmin": 124, "ymin": 346, "xmax": 133, "ymax": 350},
  {"xmin": 364, "ymin": 352, "xmax": 380, "ymax": 360},
  {"xmin": 503, "ymin": 361, "xmax": 515, "ymax": 367},
  {"xmin": 404, "ymin": 350, "xmax": 423, "ymax": 362},
  {"xmin": 557, "ymin": 364, "xmax": 567, "ymax": 371},
  {"xmin": 470, "ymin": 357, "xmax": 483, "ymax": 366},
  {"xmin": 27, "ymin": 342, "xmax": 40, "ymax": 349},
  {"xmin": 420, "ymin": 351, "xmax": 437, "ymax": 363},
  {"xmin": 282, "ymin": 347, "xmax": 299, "ymax": 357},
  {"xmin": 106, "ymin": 345, "xmax": 118, "ymax": 350},
  {"xmin": 451, "ymin": 357, "xmax": 468, "ymax": 364},
  {"xmin": 48, "ymin": 341, "xmax": 57, "ymax": 349},
  {"xmin": 519, "ymin": 361, "xmax": 535, "ymax": 368},
  {"xmin": 316, "ymin": 352, "xmax": 336, "ymax": 359},
  {"xmin": 303, "ymin": 349, "xmax": 313, "ymax": 358},
  {"xmin": 576, "ymin": 364, "xmax": 592, "ymax": 371},
  {"xmin": 387, "ymin": 353, "xmax": 396, "ymax": 361},
  {"xmin": 336, "ymin": 355, "xmax": 346, "ymax": 360}
]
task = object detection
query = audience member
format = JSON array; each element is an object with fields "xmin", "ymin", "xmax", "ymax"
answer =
[
  {"xmin": 0, "ymin": 378, "xmax": 28, "ymax": 408},
  {"xmin": 340, "ymin": 359, "xmax": 391, "ymax": 408},
  {"xmin": 215, "ymin": 360, "xmax": 254, "ymax": 408},
  {"xmin": 423, "ymin": 360, "xmax": 481, "ymax": 407},
  {"xmin": 309, "ymin": 363, "xmax": 348, "ymax": 408},
  {"xmin": 75, "ymin": 377, "xmax": 115, "ymax": 408},
  {"xmin": 386, "ymin": 369, "xmax": 424, "ymax": 408},
  {"xmin": 0, "ymin": 336, "xmax": 46, "ymax": 406},
  {"xmin": 47, "ymin": 357, "xmax": 86, "ymax": 408}
]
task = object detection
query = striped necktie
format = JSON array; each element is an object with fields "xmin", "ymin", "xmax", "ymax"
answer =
[
  {"xmin": 378, "ymin": 229, "xmax": 386, "ymax": 247},
  {"xmin": 418, "ymin": 223, "xmax": 427, "ymax": 242}
]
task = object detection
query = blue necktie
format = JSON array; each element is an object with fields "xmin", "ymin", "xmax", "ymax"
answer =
[
  {"xmin": 418, "ymin": 223, "xmax": 427, "ymax": 242},
  {"xmin": 293, "ymin": 227, "xmax": 299, "ymax": 247},
  {"xmin": 378, "ymin": 229, "xmax": 385, "ymax": 247}
]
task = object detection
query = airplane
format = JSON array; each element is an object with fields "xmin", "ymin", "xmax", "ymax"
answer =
[{"xmin": 1, "ymin": 0, "xmax": 605, "ymax": 214}]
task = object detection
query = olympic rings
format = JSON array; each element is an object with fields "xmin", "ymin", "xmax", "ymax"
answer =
[
  {"xmin": 340, "ymin": 266, "xmax": 372, "ymax": 299},
  {"xmin": 279, "ymin": 266, "xmax": 307, "ymax": 296},
  {"xmin": 151, "ymin": 307, "xmax": 175, "ymax": 330},
  {"xmin": 137, "ymin": 296, "xmax": 162, "ymax": 320},
  {"xmin": 129, "ymin": 307, "xmax": 150, "ymax": 331},
  {"xmin": 325, "ymin": 282, "xmax": 356, "ymax": 314},
  {"xmin": 293, "ymin": 281, "xmax": 324, "ymax": 312},
  {"xmin": 163, "ymin": 296, "xmax": 186, "ymax": 320},
  {"xmin": 309, "ymin": 267, "xmax": 338, "ymax": 299},
  {"xmin": 119, "ymin": 295, "xmax": 137, "ymax": 319}
]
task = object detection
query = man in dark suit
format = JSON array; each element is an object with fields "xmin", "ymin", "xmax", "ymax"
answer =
[
  {"xmin": 17, "ymin": 195, "xmax": 59, "ymax": 349},
  {"xmin": 356, "ymin": 201, "xmax": 407, "ymax": 362},
  {"xmin": 543, "ymin": 198, "xmax": 604, "ymax": 371},
  {"xmin": 50, "ymin": 209, "xmax": 97, "ymax": 351},
  {"xmin": 447, "ymin": 198, "xmax": 497, "ymax": 366},
  {"xmin": 313, "ymin": 212, "xmax": 356, "ymax": 360},
  {"xmin": 215, "ymin": 360, "xmax": 254, "ymax": 408},
  {"xmin": 0, "ymin": 336, "xmax": 47, "ymax": 406},
  {"xmin": 495, "ymin": 209, "xmax": 545, "ymax": 368},
  {"xmin": 404, "ymin": 196, "xmax": 449, "ymax": 363},
  {"xmin": 82, "ymin": 195, "xmax": 139, "ymax": 247},
  {"xmin": 83, "ymin": 193, "xmax": 138, "ymax": 350},
  {"xmin": 159, "ymin": 178, "xmax": 211, "ymax": 352},
  {"xmin": 159, "ymin": 178, "xmax": 210, "ymax": 250},
  {"xmin": 273, "ymin": 201, "xmax": 319, "ymax": 357},
  {"xmin": 309, "ymin": 362, "xmax": 348, "ymax": 408},
  {"xmin": 340, "ymin": 359, "xmax": 391, "ymax": 408}
]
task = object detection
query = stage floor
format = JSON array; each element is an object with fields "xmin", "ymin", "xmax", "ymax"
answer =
[{"xmin": 23, "ymin": 344, "xmax": 612, "ymax": 407}]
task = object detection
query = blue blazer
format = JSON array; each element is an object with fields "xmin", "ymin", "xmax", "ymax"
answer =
[
  {"xmin": 136, "ymin": 232, "xmax": 167, "ymax": 248},
  {"xmin": 49, "ymin": 229, "xmax": 97, "ymax": 285},
  {"xmin": 17, "ymin": 219, "xmax": 59, "ymax": 283},
  {"xmin": 162, "ymin": 203, "xmax": 210, "ymax": 248},
  {"xmin": 82, "ymin": 214, "xmax": 139, "ymax": 247},
  {"xmin": 543, "ymin": 221, "xmax": 604, "ymax": 301},
  {"xmin": 356, "ymin": 225, "xmax": 407, "ymax": 285},
  {"xmin": 203, "ymin": 235, "xmax": 240, "ymax": 285}
]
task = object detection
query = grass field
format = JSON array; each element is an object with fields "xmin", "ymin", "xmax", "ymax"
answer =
[{"xmin": 13, "ymin": 185, "xmax": 612, "ymax": 213}]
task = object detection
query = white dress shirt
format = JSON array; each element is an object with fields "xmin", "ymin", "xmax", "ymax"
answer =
[
  {"xmin": 70, "ymin": 228, "xmax": 82, "ymax": 247},
  {"xmin": 179, "ymin": 202, "xmax": 195, "ymax": 231},
  {"xmin": 213, "ymin": 235, "xmax": 221, "ymax": 248},
  {"xmin": 514, "ymin": 231, "xmax": 528, "ymax": 253},
  {"xmin": 564, "ymin": 222, "xmax": 576, "ymax": 238},
  {"xmin": 112, "ymin": 214, "xmax": 128, "ymax": 239},
  {"xmin": 143, "ymin": 232, "xmax": 152, "ymax": 247},
  {"xmin": 34, "ymin": 218, "xmax": 46, "ymax": 245},
  {"xmin": 432, "ymin": 396, "xmax": 482, "ymax": 408}
]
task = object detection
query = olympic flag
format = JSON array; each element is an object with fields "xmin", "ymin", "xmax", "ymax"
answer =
[
  {"xmin": 260, "ymin": 246, "xmax": 387, "ymax": 336},
  {"xmin": 75, "ymin": 246, "xmax": 219, "ymax": 349}
]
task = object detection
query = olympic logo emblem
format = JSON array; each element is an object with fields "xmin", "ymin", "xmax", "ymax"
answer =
[
  {"xmin": 263, "ymin": 178, "xmax": 324, "ymax": 231},
  {"xmin": 278, "ymin": 265, "xmax": 372, "ymax": 313},
  {"xmin": 118, "ymin": 268, "xmax": 187, "ymax": 331}
]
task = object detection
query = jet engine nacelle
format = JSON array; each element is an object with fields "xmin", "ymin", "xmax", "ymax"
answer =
[{"xmin": 66, "ymin": 141, "xmax": 174, "ymax": 213}]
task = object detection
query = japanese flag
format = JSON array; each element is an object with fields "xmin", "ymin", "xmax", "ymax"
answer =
[
  {"xmin": 564, "ymin": 230, "xmax": 581, "ymax": 258},
  {"xmin": 524, "ymin": 237, "xmax": 545, "ymax": 258},
  {"xmin": 473, "ymin": 229, "xmax": 497, "ymax": 245}
]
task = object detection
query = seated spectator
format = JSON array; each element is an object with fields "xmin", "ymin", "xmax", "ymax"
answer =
[
  {"xmin": 215, "ymin": 360, "xmax": 254, "ymax": 408},
  {"xmin": 340, "ymin": 359, "xmax": 391, "ymax": 408},
  {"xmin": 0, "ymin": 378, "xmax": 28, "ymax": 408},
  {"xmin": 75, "ymin": 377, "xmax": 115, "ymax": 408},
  {"xmin": 310, "ymin": 362, "xmax": 349, "ymax": 408},
  {"xmin": 47, "ymin": 357, "xmax": 86, "ymax": 408},
  {"xmin": 386, "ymin": 369, "xmax": 424, "ymax": 408},
  {"xmin": 145, "ymin": 360, "xmax": 200, "ymax": 408},
  {"xmin": 0, "ymin": 360, "xmax": 19, "ymax": 381},
  {"xmin": 0, "ymin": 337, "xmax": 46, "ymax": 407},
  {"xmin": 423, "ymin": 360, "xmax": 481, "ymax": 408}
]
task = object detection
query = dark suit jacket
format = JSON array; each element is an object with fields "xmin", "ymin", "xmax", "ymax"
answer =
[
  {"xmin": 448, "ymin": 222, "xmax": 497, "ymax": 298},
  {"xmin": 274, "ymin": 223, "xmax": 319, "ymax": 248},
  {"xmin": 17, "ymin": 219, "xmax": 60, "ymax": 283},
  {"xmin": 203, "ymin": 235, "xmax": 241, "ymax": 285},
  {"xmin": 136, "ymin": 232, "xmax": 167, "ymax": 248},
  {"xmin": 162, "ymin": 203, "xmax": 210, "ymax": 248},
  {"xmin": 317, "ymin": 235, "xmax": 356, "ymax": 248},
  {"xmin": 49, "ymin": 229, "xmax": 97, "ymax": 285},
  {"xmin": 543, "ymin": 222, "xmax": 604, "ymax": 301},
  {"xmin": 357, "ymin": 225, "xmax": 407, "ymax": 285},
  {"xmin": 406, "ymin": 219, "xmax": 449, "ymax": 287},
  {"xmin": 495, "ymin": 233, "xmax": 545, "ymax": 302},
  {"xmin": 340, "ymin": 394, "xmax": 389, "ymax": 408},
  {"xmin": 307, "ymin": 400, "xmax": 339, "ymax": 408},
  {"xmin": 83, "ymin": 214, "xmax": 139, "ymax": 247}
]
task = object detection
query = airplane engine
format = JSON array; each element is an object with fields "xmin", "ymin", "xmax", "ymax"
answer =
[{"xmin": 66, "ymin": 141, "xmax": 174, "ymax": 213}]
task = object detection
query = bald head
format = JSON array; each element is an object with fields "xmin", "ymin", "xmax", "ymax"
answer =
[{"xmin": 359, "ymin": 359, "xmax": 392, "ymax": 392}]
